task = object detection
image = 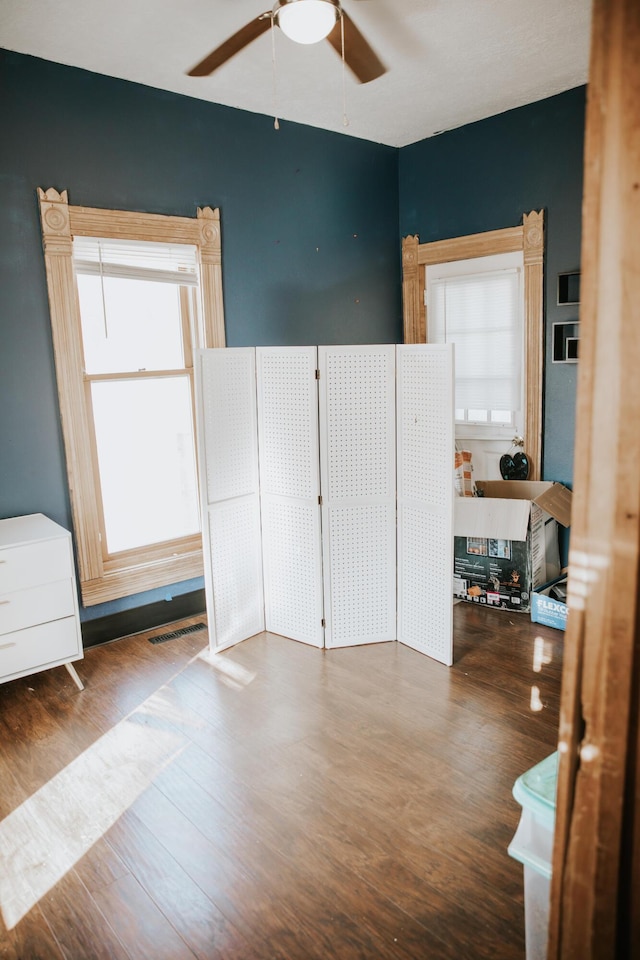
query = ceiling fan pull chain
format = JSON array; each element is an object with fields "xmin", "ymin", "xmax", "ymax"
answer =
[
  {"xmin": 340, "ymin": 11, "xmax": 349, "ymax": 127},
  {"xmin": 270, "ymin": 14, "xmax": 280, "ymax": 130}
]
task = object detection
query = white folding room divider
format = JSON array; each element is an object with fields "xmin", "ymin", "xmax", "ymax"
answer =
[
  {"xmin": 319, "ymin": 345, "xmax": 397, "ymax": 648},
  {"xmin": 396, "ymin": 345, "xmax": 455, "ymax": 665},
  {"xmin": 195, "ymin": 344, "xmax": 454, "ymax": 664}
]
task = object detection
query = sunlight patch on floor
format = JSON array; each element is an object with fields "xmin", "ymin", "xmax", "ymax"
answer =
[
  {"xmin": 198, "ymin": 647, "xmax": 257, "ymax": 689},
  {"xmin": 0, "ymin": 676, "xmax": 199, "ymax": 929},
  {"xmin": 0, "ymin": 643, "xmax": 260, "ymax": 930},
  {"xmin": 533, "ymin": 635, "xmax": 553, "ymax": 673},
  {"xmin": 530, "ymin": 685, "xmax": 544, "ymax": 712}
]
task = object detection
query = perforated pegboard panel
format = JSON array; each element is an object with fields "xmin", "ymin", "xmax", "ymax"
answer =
[
  {"xmin": 323, "ymin": 503, "xmax": 396, "ymax": 648},
  {"xmin": 397, "ymin": 505, "xmax": 452, "ymax": 664},
  {"xmin": 261, "ymin": 496, "xmax": 324, "ymax": 647},
  {"xmin": 257, "ymin": 347, "xmax": 319, "ymax": 500},
  {"xmin": 318, "ymin": 347, "xmax": 396, "ymax": 648},
  {"xmin": 198, "ymin": 348, "xmax": 259, "ymax": 505},
  {"xmin": 397, "ymin": 345, "xmax": 454, "ymax": 507},
  {"xmin": 319, "ymin": 346, "xmax": 395, "ymax": 502},
  {"xmin": 256, "ymin": 348, "xmax": 324, "ymax": 646},
  {"xmin": 207, "ymin": 496, "xmax": 265, "ymax": 650},
  {"xmin": 396, "ymin": 345, "xmax": 454, "ymax": 665},
  {"xmin": 195, "ymin": 349, "xmax": 265, "ymax": 652}
]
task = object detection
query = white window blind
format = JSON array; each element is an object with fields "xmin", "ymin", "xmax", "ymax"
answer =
[
  {"xmin": 73, "ymin": 237, "xmax": 199, "ymax": 286},
  {"xmin": 429, "ymin": 267, "xmax": 522, "ymax": 412}
]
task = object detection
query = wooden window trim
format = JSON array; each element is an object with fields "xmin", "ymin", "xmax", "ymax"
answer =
[
  {"xmin": 37, "ymin": 188, "xmax": 226, "ymax": 606},
  {"xmin": 401, "ymin": 211, "xmax": 544, "ymax": 479}
]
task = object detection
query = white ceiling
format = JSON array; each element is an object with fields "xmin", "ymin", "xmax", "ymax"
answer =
[{"xmin": 1, "ymin": 0, "xmax": 592, "ymax": 148}]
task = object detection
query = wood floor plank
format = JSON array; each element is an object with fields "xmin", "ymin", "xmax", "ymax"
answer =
[
  {"xmin": 151, "ymin": 761, "xmax": 454, "ymax": 960},
  {"xmin": 0, "ymin": 688, "xmax": 82, "ymax": 799},
  {"xmin": 127, "ymin": 783, "xmax": 326, "ymax": 960},
  {"xmin": 362, "ymin": 852, "xmax": 525, "ymax": 960},
  {"xmin": 105, "ymin": 807, "xmax": 254, "ymax": 960},
  {"xmin": 74, "ymin": 838, "xmax": 131, "ymax": 894},
  {"xmin": 0, "ymin": 903, "xmax": 65, "ymax": 960},
  {"xmin": 171, "ymin": 728, "xmax": 524, "ymax": 957},
  {"xmin": 89, "ymin": 873, "xmax": 198, "ymax": 960},
  {"xmin": 63, "ymin": 620, "xmax": 209, "ymax": 723},
  {"xmin": 38, "ymin": 868, "xmax": 132, "ymax": 960}
]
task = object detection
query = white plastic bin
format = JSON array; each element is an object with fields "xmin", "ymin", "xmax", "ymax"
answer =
[{"xmin": 508, "ymin": 752, "xmax": 558, "ymax": 960}]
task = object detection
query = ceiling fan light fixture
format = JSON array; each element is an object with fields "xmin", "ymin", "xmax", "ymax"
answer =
[{"xmin": 274, "ymin": 0, "xmax": 340, "ymax": 46}]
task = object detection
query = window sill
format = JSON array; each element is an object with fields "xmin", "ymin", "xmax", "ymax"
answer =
[
  {"xmin": 455, "ymin": 424, "xmax": 519, "ymax": 442},
  {"xmin": 80, "ymin": 547, "xmax": 204, "ymax": 606}
]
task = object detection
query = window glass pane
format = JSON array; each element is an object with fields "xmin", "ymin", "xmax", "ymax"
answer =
[
  {"xmin": 77, "ymin": 275, "xmax": 186, "ymax": 374},
  {"xmin": 491, "ymin": 410, "xmax": 513, "ymax": 424},
  {"xmin": 467, "ymin": 409, "xmax": 488, "ymax": 422},
  {"xmin": 428, "ymin": 266, "xmax": 522, "ymax": 414},
  {"xmin": 91, "ymin": 377, "xmax": 200, "ymax": 553}
]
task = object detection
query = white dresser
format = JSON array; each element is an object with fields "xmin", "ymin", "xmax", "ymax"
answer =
[{"xmin": 0, "ymin": 514, "xmax": 84, "ymax": 689}]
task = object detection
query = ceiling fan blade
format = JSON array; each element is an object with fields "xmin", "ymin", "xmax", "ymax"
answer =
[
  {"xmin": 188, "ymin": 14, "xmax": 272, "ymax": 77},
  {"xmin": 326, "ymin": 10, "xmax": 386, "ymax": 84}
]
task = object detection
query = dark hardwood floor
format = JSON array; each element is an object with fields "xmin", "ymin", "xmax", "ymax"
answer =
[{"xmin": 0, "ymin": 605, "xmax": 563, "ymax": 959}]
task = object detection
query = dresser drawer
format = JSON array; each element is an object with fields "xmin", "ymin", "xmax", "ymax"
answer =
[
  {"xmin": 0, "ymin": 580, "xmax": 76, "ymax": 637},
  {"xmin": 0, "ymin": 617, "xmax": 81, "ymax": 682},
  {"xmin": 0, "ymin": 538, "xmax": 72, "ymax": 593}
]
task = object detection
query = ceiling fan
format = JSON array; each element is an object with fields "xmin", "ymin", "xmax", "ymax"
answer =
[{"xmin": 187, "ymin": 0, "xmax": 386, "ymax": 84}]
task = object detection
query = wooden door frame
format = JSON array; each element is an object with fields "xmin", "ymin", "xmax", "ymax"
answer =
[
  {"xmin": 548, "ymin": 0, "xmax": 640, "ymax": 957},
  {"xmin": 401, "ymin": 211, "xmax": 544, "ymax": 480}
]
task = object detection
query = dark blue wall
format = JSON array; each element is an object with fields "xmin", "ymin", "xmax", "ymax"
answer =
[
  {"xmin": 0, "ymin": 49, "xmax": 586, "ymax": 630},
  {"xmin": 0, "ymin": 49, "xmax": 400, "ymax": 624},
  {"xmin": 399, "ymin": 87, "xmax": 586, "ymax": 487}
]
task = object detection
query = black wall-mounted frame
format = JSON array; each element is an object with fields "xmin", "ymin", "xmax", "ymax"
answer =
[
  {"xmin": 557, "ymin": 271, "xmax": 581, "ymax": 305},
  {"xmin": 553, "ymin": 321, "xmax": 580, "ymax": 363}
]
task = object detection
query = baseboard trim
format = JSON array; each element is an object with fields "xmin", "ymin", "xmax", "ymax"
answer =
[{"xmin": 80, "ymin": 589, "xmax": 206, "ymax": 648}]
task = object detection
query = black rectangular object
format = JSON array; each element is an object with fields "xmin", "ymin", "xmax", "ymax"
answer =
[
  {"xmin": 557, "ymin": 271, "xmax": 581, "ymax": 305},
  {"xmin": 148, "ymin": 621, "xmax": 206, "ymax": 644}
]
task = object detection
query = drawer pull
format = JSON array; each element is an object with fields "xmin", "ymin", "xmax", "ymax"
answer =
[{"xmin": 0, "ymin": 642, "xmax": 17, "ymax": 651}]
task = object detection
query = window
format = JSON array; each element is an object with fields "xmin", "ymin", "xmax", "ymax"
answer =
[
  {"xmin": 401, "ymin": 212, "xmax": 544, "ymax": 478},
  {"xmin": 427, "ymin": 251, "xmax": 524, "ymax": 438},
  {"xmin": 74, "ymin": 236, "xmax": 201, "ymax": 555},
  {"xmin": 38, "ymin": 188, "xmax": 226, "ymax": 605}
]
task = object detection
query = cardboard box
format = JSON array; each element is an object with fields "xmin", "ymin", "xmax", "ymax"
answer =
[
  {"xmin": 531, "ymin": 574, "xmax": 568, "ymax": 630},
  {"xmin": 453, "ymin": 481, "xmax": 572, "ymax": 613}
]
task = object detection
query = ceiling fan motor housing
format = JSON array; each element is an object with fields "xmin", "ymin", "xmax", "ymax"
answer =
[{"xmin": 273, "ymin": 0, "xmax": 341, "ymax": 45}]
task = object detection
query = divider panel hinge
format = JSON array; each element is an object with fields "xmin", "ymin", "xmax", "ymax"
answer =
[
  {"xmin": 321, "ymin": 618, "xmax": 326, "ymax": 628},
  {"xmin": 318, "ymin": 495, "xmax": 323, "ymax": 505},
  {"xmin": 315, "ymin": 369, "xmax": 320, "ymax": 379}
]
